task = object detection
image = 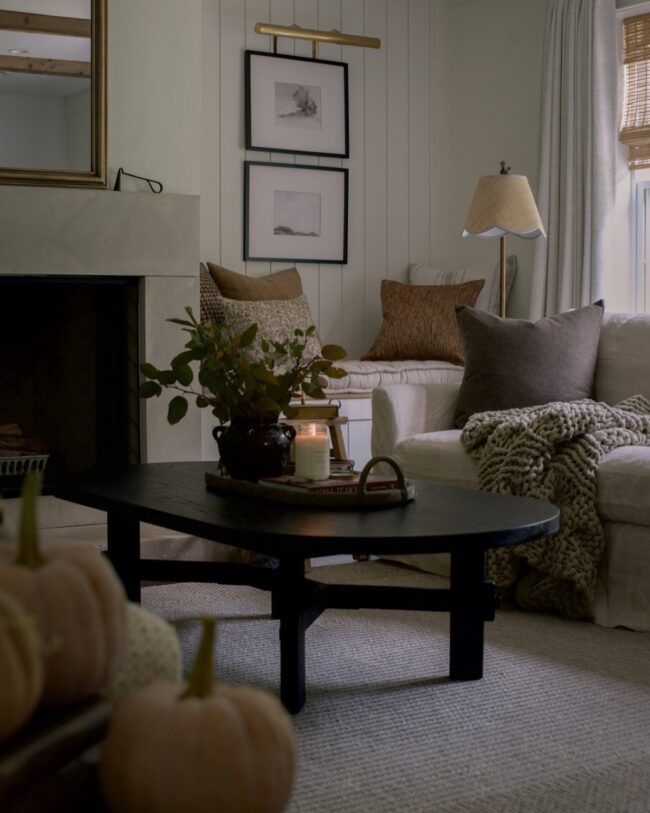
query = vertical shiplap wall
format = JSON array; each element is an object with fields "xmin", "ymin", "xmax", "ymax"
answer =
[{"xmin": 201, "ymin": 0, "xmax": 447, "ymax": 359}]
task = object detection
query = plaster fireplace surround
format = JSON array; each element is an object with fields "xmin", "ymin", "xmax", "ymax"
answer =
[{"xmin": 0, "ymin": 185, "xmax": 205, "ymax": 554}]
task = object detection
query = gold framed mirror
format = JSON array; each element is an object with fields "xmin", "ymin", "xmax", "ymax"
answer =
[{"xmin": 0, "ymin": 0, "xmax": 106, "ymax": 187}]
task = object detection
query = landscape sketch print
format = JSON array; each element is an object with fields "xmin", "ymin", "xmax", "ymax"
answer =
[
  {"xmin": 273, "ymin": 190, "xmax": 321, "ymax": 237},
  {"xmin": 275, "ymin": 82, "xmax": 322, "ymax": 130}
]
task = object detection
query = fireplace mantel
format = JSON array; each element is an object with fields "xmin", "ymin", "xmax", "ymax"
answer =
[{"xmin": 0, "ymin": 187, "xmax": 198, "ymax": 279}]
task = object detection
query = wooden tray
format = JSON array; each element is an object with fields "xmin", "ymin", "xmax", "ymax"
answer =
[{"xmin": 205, "ymin": 456, "xmax": 416, "ymax": 510}]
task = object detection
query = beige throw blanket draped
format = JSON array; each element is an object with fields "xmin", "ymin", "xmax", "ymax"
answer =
[{"xmin": 460, "ymin": 396, "xmax": 650, "ymax": 618}]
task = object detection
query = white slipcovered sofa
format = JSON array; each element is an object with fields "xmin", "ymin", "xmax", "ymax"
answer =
[{"xmin": 371, "ymin": 312, "xmax": 650, "ymax": 631}]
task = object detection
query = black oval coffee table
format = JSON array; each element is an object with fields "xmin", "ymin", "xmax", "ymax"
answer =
[{"xmin": 58, "ymin": 462, "xmax": 559, "ymax": 713}]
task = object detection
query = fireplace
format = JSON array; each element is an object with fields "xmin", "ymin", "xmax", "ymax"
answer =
[
  {"xmin": 0, "ymin": 276, "xmax": 140, "ymax": 493},
  {"xmin": 0, "ymin": 186, "xmax": 201, "ymax": 538}
]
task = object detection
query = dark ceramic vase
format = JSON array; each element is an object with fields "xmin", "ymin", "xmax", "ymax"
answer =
[{"xmin": 213, "ymin": 416, "xmax": 296, "ymax": 482}]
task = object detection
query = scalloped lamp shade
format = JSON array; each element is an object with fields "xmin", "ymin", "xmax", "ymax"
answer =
[
  {"xmin": 462, "ymin": 174, "xmax": 545, "ymax": 239},
  {"xmin": 462, "ymin": 172, "xmax": 545, "ymax": 317}
]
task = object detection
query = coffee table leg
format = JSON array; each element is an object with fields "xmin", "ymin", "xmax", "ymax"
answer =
[
  {"xmin": 277, "ymin": 556, "xmax": 307, "ymax": 714},
  {"xmin": 449, "ymin": 546, "xmax": 485, "ymax": 681},
  {"xmin": 106, "ymin": 513, "xmax": 141, "ymax": 603}
]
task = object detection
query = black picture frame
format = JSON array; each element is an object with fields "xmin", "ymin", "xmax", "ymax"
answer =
[
  {"xmin": 244, "ymin": 161, "xmax": 348, "ymax": 264},
  {"xmin": 245, "ymin": 50, "xmax": 349, "ymax": 158}
]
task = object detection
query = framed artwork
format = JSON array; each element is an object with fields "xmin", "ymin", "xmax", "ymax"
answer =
[
  {"xmin": 245, "ymin": 50, "xmax": 349, "ymax": 158},
  {"xmin": 244, "ymin": 162, "xmax": 348, "ymax": 264}
]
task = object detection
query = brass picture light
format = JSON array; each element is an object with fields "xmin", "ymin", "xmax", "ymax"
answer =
[{"xmin": 254, "ymin": 22, "xmax": 381, "ymax": 58}]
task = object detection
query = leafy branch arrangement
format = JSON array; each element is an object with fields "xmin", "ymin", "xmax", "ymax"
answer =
[{"xmin": 139, "ymin": 307, "xmax": 347, "ymax": 424}]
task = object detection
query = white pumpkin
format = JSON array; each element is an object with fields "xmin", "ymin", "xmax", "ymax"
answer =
[
  {"xmin": 106, "ymin": 602, "xmax": 182, "ymax": 702},
  {"xmin": 0, "ymin": 588, "xmax": 44, "ymax": 741},
  {"xmin": 0, "ymin": 473, "xmax": 127, "ymax": 705},
  {"xmin": 100, "ymin": 618, "xmax": 296, "ymax": 813}
]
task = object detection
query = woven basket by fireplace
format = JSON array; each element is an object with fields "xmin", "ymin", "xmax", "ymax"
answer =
[{"xmin": 0, "ymin": 454, "xmax": 49, "ymax": 478}]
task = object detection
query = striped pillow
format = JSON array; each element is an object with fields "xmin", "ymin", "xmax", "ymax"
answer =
[{"xmin": 407, "ymin": 255, "xmax": 517, "ymax": 315}]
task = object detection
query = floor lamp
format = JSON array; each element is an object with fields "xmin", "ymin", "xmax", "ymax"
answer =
[{"xmin": 462, "ymin": 162, "xmax": 545, "ymax": 317}]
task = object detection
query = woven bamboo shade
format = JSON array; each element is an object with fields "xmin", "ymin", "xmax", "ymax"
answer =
[{"xmin": 621, "ymin": 13, "xmax": 650, "ymax": 168}]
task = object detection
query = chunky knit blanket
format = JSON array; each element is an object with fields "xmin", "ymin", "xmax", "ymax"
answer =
[{"xmin": 460, "ymin": 396, "xmax": 650, "ymax": 618}]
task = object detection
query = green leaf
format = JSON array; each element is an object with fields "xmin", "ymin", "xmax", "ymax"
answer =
[
  {"xmin": 308, "ymin": 360, "xmax": 331, "ymax": 373},
  {"xmin": 239, "ymin": 323, "xmax": 258, "ymax": 348},
  {"xmin": 184, "ymin": 306, "xmax": 199, "ymax": 325},
  {"xmin": 172, "ymin": 350, "xmax": 197, "ymax": 367},
  {"xmin": 301, "ymin": 382, "xmax": 326, "ymax": 400},
  {"xmin": 253, "ymin": 396, "xmax": 282, "ymax": 416},
  {"xmin": 140, "ymin": 362, "xmax": 161, "ymax": 380},
  {"xmin": 320, "ymin": 344, "xmax": 347, "ymax": 361},
  {"xmin": 139, "ymin": 381, "xmax": 162, "ymax": 398},
  {"xmin": 173, "ymin": 363, "xmax": 193, "ymax": 387},
  {"xmin": 196, "ymin": 395, "xmax": 209, "ymax": 408},
  {"xmin": 251, "ymin": 367, "xmax": 279, "ymax": 385},
  {"xmin": 283, "ymin": 404, "xmax": 299, "ymax": 419},
  {"xmin": 305, "ymin": 325, "xmax": 316, "ymax": 336},
  {"xmin": 167, "ymin": 396, "xmax": 188, "ymax": 425},
  {"xmin": 158, "ymin": 370, "xmax": 177, "ymax": 386},
  {"xmin": 198, "ymin": 369, "xmax": 216, "ymax": 392},
  {"xmin": 167, "ymin": 318, "xmax": 195, "ymax": 327},
  {"xmin": 325, "ymin": 366, "xmax": 348, "ymax": 379}
]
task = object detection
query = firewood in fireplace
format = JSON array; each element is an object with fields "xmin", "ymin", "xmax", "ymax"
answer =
[{"xmin": 0, "ymin": 423, "xmax": 49, "ymax": 455}]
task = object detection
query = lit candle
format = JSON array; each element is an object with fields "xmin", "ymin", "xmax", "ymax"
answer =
[{"xmin": 294, "ymin": 422, "xmax": 330, "ymax": 481}]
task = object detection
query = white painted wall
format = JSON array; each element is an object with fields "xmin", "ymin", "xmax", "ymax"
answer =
[
  {"xmin": 201, "ymin": 0, "xmax": 450, "ymax": 359},
  {"xmin": 105, "ymin": 0, "xmax": 203, "ymax": 459},
  {"xmin": 0, "ymin": 93, "xmax": 67, "ymax": 169},
  {"xmin": 107, "ymin": 0, "xmax": 546, "ymax": 354},
  {"xmin": 108, "ymin": 0, "xmax": 202, "ymax": 195},
  {"xmin": 64, "ymin": 88, "xmax": 91, "ymax": 171},
  {"xmin": 432, "ymin": 0, "xmax": 548, "ymax": 317}
]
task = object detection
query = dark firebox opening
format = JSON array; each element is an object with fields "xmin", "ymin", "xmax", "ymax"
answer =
[{"xmin": 0, "ymin": 276, "xmax": 140, "ymax": 492}]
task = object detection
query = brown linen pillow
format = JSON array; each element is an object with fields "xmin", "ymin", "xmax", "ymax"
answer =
[
  {"xmin": 362, "ymin": 279, "xmax": 485, "ymax": 364},
  {"xmin": 454, "ymin": 301, "xmax": 605, "ymax": 428},
  {"xmin": 207, "ymin": 262, "xmax": 302, "ymax": 301},
  {"xmin": 199, "ymin": 263, "xmax": 226, "ymax": 324}
]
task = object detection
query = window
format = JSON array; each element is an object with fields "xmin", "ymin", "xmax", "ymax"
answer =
[
  {"xmin": 634, "ymin": 179, "xmax": 650, "ymax": 311},
  {"xmin": 621, "ymin": 12, "xmax": 650, "ymax": 168},
  {"xmin": 618, "ymin": 7, "xmax": 650, "ymax": 312}
]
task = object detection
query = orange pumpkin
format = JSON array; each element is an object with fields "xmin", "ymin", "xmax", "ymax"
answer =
[
  {"xmin": 0, "ymin": 588, "xmax": 44, "ymax": 741},
  {"xmin": 0, "ymin": 473, "xmax": 127, "ymax": 706},
  {"xmin": 100, "ymin": 618, "xmax": 296, "ymax": 813}
]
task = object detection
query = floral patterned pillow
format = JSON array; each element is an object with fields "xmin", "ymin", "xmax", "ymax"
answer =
[{"xmin": 220, "ymin": 294, "xmax": 322, "ymax": 360}]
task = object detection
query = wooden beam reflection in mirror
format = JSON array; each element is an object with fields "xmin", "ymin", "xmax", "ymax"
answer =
[
  {"xmin": 0, "ymin": 10, "xmax": 91, "ymax": 38},
  {"xmin": 0, "ymin": 54, "xmax": 90, "ymax": 78}
]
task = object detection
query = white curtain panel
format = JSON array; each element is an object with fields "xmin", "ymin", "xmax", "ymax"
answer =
[{"xmin": 531, "ymin": 0, "xmax": 617, "ymax": 318}]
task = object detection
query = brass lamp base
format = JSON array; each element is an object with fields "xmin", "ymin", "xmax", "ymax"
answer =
[{"xmin": 499, "ymin": 235, "xmax": 507, "ymax": 318}]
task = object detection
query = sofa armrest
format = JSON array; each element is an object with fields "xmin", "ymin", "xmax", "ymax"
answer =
[{"xmin": 371, "ymin": 382, "xmax": 461, "ymax": 458}]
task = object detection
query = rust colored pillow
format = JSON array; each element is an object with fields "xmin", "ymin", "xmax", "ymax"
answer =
[
  {"xmin": 362, "ymin": 279, "xmax": 485, "ymax": 364},
  {"xmin": 207, "ymin": 262, "xmax": 302, "ymax": 301}
]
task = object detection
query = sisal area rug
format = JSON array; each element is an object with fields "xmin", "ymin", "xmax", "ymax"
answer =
[{"xmin": 143, "ymin": 561, "xmax": 650, "ymax": 813}]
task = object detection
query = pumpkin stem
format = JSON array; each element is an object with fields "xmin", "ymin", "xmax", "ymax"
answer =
[
  {"xmin": 15, "ymin": 472, "xmax": 46, "ymax": 569},
  {"xmin": 180, "ymin": 616, "xmax": 217, "ymax": 700}
]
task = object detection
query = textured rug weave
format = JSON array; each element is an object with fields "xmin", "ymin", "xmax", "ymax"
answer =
[{"xmin": 143, "ymin": 561, "xmax": 650, "ymax": 813}]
